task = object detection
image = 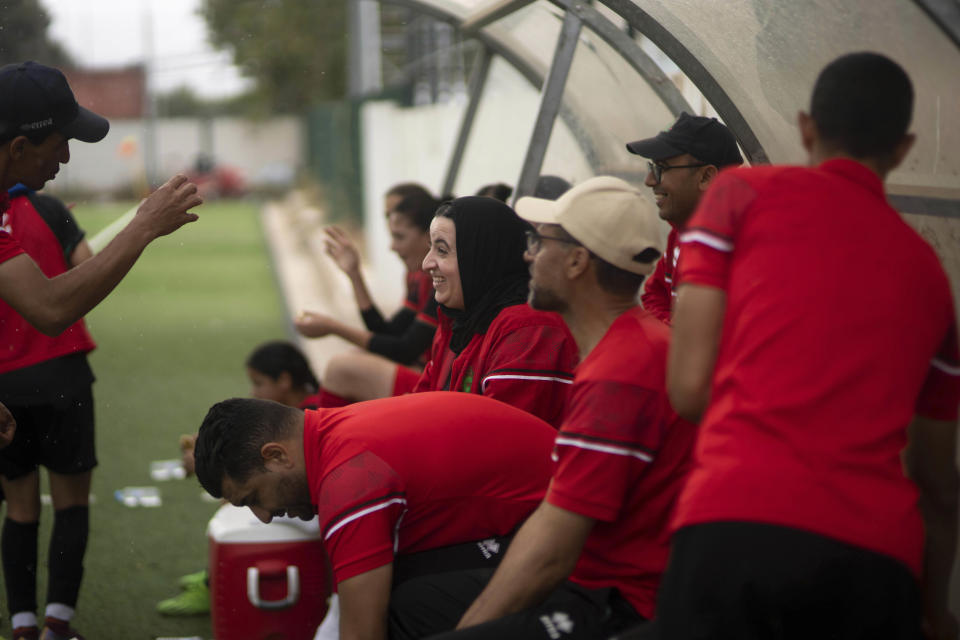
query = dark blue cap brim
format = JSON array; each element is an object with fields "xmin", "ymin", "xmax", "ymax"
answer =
[{"xmin": 59, "ymin": 105, "xmax": 109, "ymax": 143}]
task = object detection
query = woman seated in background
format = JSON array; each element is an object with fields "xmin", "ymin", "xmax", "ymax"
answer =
[
  {"xmin": 413, "ymin": 195, "xmax": 579, "ymax": 428},
  {"xmin": 295, "ymin": 183, "xmax": 441, "ymax": 405}
]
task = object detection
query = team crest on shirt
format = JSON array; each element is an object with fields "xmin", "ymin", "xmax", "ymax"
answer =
[{"xmin": 462, "ymin": 368, "xmax": 474, "ymax": 392}]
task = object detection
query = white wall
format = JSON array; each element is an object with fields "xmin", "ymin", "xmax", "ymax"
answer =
[
  {"xmin": 51, "ymin": 116, "xmax": 304, "ymax": 194},
  {"xmin": 361, "ymin": 99, "xmax": 462, "ymax": 303}
]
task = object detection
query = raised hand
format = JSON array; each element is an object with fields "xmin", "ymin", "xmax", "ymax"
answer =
[
  {"xmin": 323, "ymin": 226, "xmax": 361, "ymax": 276},
  {"xmin": 134, "ymin": 175, "xmax": 203, "ymax": 239}
]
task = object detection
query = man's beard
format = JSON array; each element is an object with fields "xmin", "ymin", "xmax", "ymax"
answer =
[
  {"xmin": 528, "ymin": 283, "xmax": 568, "ymax": 313},
  {"xmin": 278, "ymin": 473, "xmax": 314, "ymax": 520}
]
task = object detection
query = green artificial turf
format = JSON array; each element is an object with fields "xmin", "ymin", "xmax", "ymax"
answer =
[{"xmin": 0, "ymin": 199, "xmax": 289, "ymax": 639}]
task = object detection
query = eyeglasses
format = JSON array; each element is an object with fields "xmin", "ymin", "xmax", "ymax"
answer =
[
  {"xmin": 647, "ymin": 160, "xmax": 709, "ymax": 184},
  {"xmin": 524, "ymin": 229, "xmax": 580, "ymax": 254}
]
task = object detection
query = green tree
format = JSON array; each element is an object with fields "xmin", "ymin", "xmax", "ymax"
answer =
[
  {"xmin": 155, "ymin": 85, "xmax": 263, "ymax": 118},
  {"xmin": 200, "ymin": 0, "xmax": 348, "ymax": 113},
  {"xmin": 0, "ymin": 0, "xmax": 72, "ymax": 66}
]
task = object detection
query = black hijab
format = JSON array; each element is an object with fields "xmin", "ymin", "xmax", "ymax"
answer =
[{"xmin": 437, "ymin": 196, "xmax": 533, "ymax": 354}]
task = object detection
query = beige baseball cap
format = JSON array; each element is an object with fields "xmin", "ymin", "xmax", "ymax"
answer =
[{"xmin": 515, "ymin": 176, "xmax": 663, "ymax": 276}]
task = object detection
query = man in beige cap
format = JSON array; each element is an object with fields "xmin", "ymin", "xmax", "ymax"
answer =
[{"xmin": 387, "ymin": 177, "xmax": 697, "ymax": 640}]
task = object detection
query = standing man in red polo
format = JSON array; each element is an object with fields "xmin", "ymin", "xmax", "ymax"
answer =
[
  {"xmin": 193, "ymin": 392, "xmax": 556, "ymax": 640},
  {"xmin": 654, "ymin": 52, "xmax": 959, "ymax": 639},
  {"xmin": 0, "ymin": 61, "xmax": 202, "ymax": 336},
  {"xmin": 626, "ymin": 112, "xmax": 742, "ymax": 323},
  {"xmin": 1, "ymin": 188, "xmax": 101, "ymax": 640},
  {"xmin": 387, "ymin": 177, "xmax": 697, "ymax": 640},
  {"xmin": 0, "ymin": 60, "xmax": 201, "ymax": 640}
]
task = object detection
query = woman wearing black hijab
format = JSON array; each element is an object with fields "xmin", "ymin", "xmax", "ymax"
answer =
[{"xmin": 413, "ymin": 196, "xmax": 578, "ymax": 428}]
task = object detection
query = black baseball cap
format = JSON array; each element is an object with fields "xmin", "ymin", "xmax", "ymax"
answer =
[
  {"xmin": 0, "ymin": 61, "xmax": 109, "ymax": 144},
  {"xmin": 626, "ymin": 112, "xmax": 743, "ymax": 168},
  {"xmin": 533, "ymin": 175, "xmax": 572, "ymax": 201}
]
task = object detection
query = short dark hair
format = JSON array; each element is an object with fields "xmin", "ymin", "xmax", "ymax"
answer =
[
  {"xmin": 392, "ymin": 190, "xmax": 440, "ymax": 232},
  {"xmin": 386, "ymin": 182, "xmax": 432, "ymax": 203},
  {"xmin": 810, "ymin": 52, "xmax": 913, "ymax": 158},
  {"xmin": 245, "ymin": 341, "xmax": 319, "ymax": 393},
  {"xmin": 475, "ymin": 183, "xmax": 513, "ymax": 202},
  {"xmin": 592, "ymin": 255, "xmax": 646, "ymax": 297},
  {"xmin": 194, "ymin": 398, "xmax": 300, "ymax": 498},
  {"xmin": 533, "ymin": 175, "xmax": 572, "ymax": 201}
]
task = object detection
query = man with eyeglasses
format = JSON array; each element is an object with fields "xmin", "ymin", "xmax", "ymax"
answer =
[
  {"xmin": 386, "ymin": 177, "xmax": 697, "ymax": 640},
  {"xmin": 626, "ymin": 112, "xmax": 743, "ymax": 323}
]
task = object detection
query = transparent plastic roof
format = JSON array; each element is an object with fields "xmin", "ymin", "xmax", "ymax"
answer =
[
  {"xmin": 485, "ymin": 1, "xmax": 676, "ymax": 178},
  {"xmin": 395, "ymin": 0, "xmax": 960, "ymax": 209},
  {"xmin": 625, "ymin": 0, "xmax": 960, "ymax": 202}
]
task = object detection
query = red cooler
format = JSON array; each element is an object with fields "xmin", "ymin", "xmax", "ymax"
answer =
[{"xmin": 208, "ymin": 504, "xmax": 330, "ymax": 640}]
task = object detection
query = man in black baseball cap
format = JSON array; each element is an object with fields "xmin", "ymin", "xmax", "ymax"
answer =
[
  {"xmin": 625, "ymin": 112, "xmax": 742, "ymax": 324},
  {"xmin": 0, "ymin": 61, "xmax": 110, "ymax": 146},
  {"xmin": 0, "ymin": 60, "xmax": 202, "ymax": 336},
  {"xmin": 0, "ymin": 61, "xmax": 110, "ymax": 192}
]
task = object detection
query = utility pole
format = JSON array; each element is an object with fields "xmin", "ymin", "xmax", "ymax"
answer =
[{"xmin": 141, "ymin": 1, "xmax": 158, "ymax": 190}]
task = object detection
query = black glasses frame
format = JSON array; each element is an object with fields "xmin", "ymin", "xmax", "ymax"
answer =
[
  {"xmin": 647, "ymin": 160, "xmax": 709, "ymax": 184},
  {"xmin": 525, "ymin": 229, "xmax": 581, "ymax": 254}
]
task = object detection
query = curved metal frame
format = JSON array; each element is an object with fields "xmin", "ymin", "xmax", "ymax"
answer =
[
  {"xmin": 888, "ymin": 195, "xmax": 960, "ymax": 219},
  {"xmin": 442, "ymin": 46, "xmax": 494, "ymax": 196},
  {"xmin": 461, "ymin": 0, "xmax": 536, "ymax": 31},
  {"xmin": 382, "ymin": 0, "xmax": 605, "ymax": 193},
  {"xmin": 551, "ymin": 0, "xmax": 693, "ymax": 117},
  {"xmin": 380, "ymin": 0, "xmax": 544, "ymax": 89},
  {"xmin": 382, "ymin": 0, "xmax": 695, "ymax": 195},
  {"xmin": 596, "ymin": 0, "xmax": 769, "ymax": 165},
  {"xmin": 515, "ymin": 8, "xmax": 583, "ymax": 199},
  {"xmin": 381, "ymin": 0, "xmax": 960, "ymax": 217},
  {"xmin": 912, "ymin": 0, "xmax": 960, "ymax": 49}
]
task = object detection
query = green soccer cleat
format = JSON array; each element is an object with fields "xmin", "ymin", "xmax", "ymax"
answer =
[
  {"xmin": 156, "ymin": 583, "xmax": 211, "ymax": 616},
  {"xmin": 177, "ymin": 569, "xmax": 208, "ymax": 590}
]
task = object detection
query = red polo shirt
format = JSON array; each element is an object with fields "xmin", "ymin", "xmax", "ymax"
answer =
[
  {"xmin": 546, "ymin": 307, "xmax": 696, "ymax": 618},
  {"xmin": 640, "ymin": 227, "xmax": 680, "ymax": 324},
  {"xmin": 0, "ymin": 231, "xmax": 23, "ymax": 265},
  {"xmin": 303, "ymin": 391, "xmax": 555, "ymax": 585},
  {"xmin": 413, "ymin": 304, "xmax": 578, "ymax": 428},
  {"xmin": 0, "ymin": 193, "xmax": 96, "ymax": 373},
  {"xmin": 0, "ymin": 194, "xmax": 25, "ymax": 265},
  {"xmin": 673, "ymin": 159, "xmax": 960, "ymax": 576}
]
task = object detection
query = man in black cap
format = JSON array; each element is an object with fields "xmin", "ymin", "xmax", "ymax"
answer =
[
  {"xmin": 0, "ymin": 61, "xmax": 202, "ymax": 640},
  {"xmin": 626, "ymin": 112, "xmax": 742, "ymax": 324},
  {"xmin": 0, "ymin": 61, "xmax": 202, "ymax": 337}
]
